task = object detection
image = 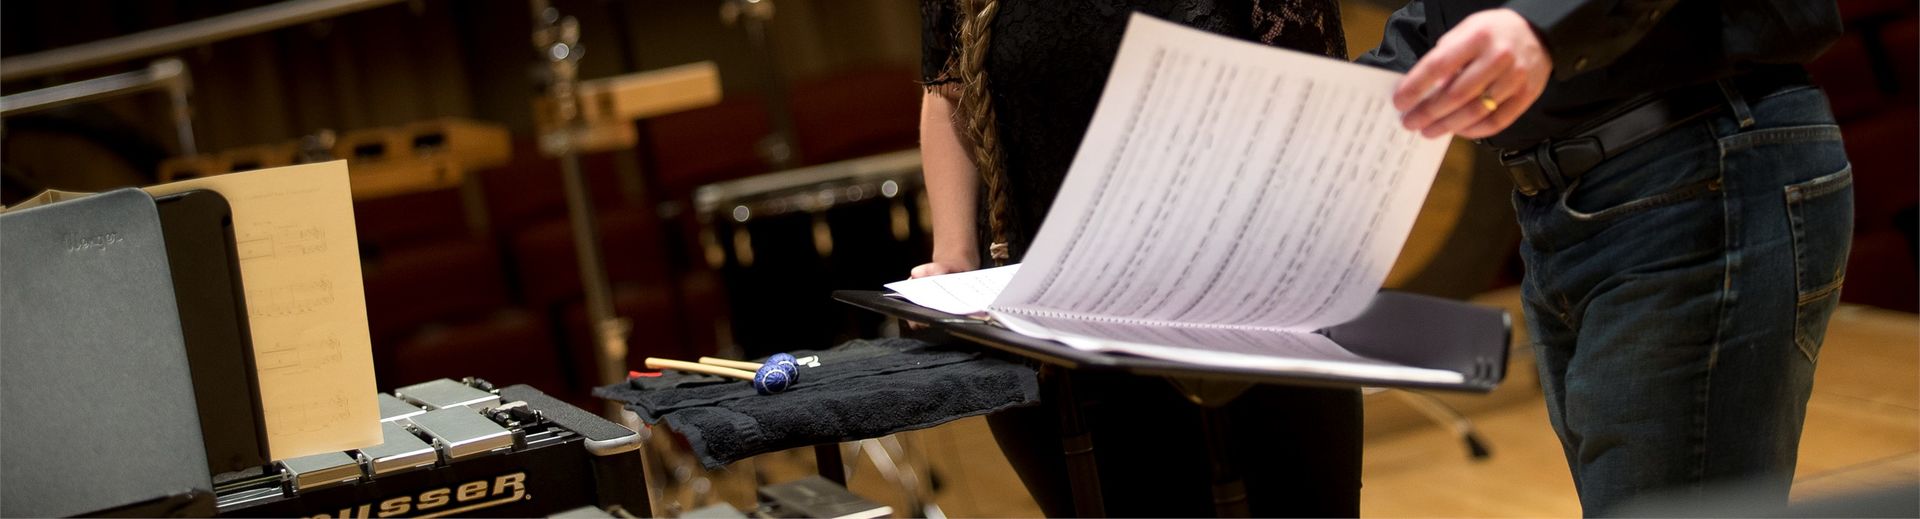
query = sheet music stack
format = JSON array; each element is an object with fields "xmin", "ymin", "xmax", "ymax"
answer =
[{"xmin": 888, "ymin": 14, "xmax": 1459, "ymax": 384}]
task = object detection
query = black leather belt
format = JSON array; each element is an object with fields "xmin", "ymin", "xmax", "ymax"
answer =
[{"xmin": 1496, "ymin": 70, "xmax": 1811, "ymax": 196}]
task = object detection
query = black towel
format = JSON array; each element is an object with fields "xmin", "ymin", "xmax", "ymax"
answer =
[{"xmin": 595, "ymin": 338, "xmax": 1038, "ymax": 469}]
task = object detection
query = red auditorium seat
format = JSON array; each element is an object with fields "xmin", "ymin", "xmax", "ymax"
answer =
[
  {"xmin": 1807, "ymin": 33, "xmax": 1886, "ymax": 122},
  {"xmin": 558, "ymin": 284, "xmax": 681, "ymax": 374},
  {"xmin": 643, "ymin": 96, "xmax": 775, "ymax": 201},
  {"xmin": 360, "ymin": 238, "xmax": 512, "ymax": 345},
  {"xmin": 557, "ymin": 267, "xmax": 730, "ymax": 367},
  {"xmin": 507, "ymin": 208, "xmax": 673, "ymax": 307},
  {"xmin": 474, "ymin": 139, "xmax": 633, "ymax": 240},
  {"xmin": 352, "ymin": 187, "xmax": 471, "ymax": 255},
  {"xmin": 1812, "ymin": 1, "xmax": 1919, "ymax": 312},
  {"xmin": 385, "ymin": 309, "xmax": 573, "ymax": 402},
  {"xmin": 1838, "ymin": 0, "xmax": 1915, "ymax": 21},
  {"xmin": 789, "ymin": 66, "xmax": 922, "ymax": 166}
]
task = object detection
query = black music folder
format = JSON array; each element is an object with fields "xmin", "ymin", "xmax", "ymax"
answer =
[
  {"xmin": 156, "ymin": 190, "xmax": 271, "ymax": 475},
  {"xmin": 1, "ymin": 188, "xmax": 215, "ymax": 517},
  {"xmin": 836, "ymin": 290, "xmax": 1510, "ymax": 393}
]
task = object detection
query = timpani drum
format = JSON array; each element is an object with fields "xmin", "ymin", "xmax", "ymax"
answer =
[{"xmin": 694, "ymin": 149, "xmax": 930, "ymax": 357}]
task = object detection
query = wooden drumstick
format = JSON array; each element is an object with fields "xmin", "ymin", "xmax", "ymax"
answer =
[
  {"xmin": 650, "ymin": 357, "xmax": 797, "ymax": 394},
  {"xmin": 646, "ymin": 358, "xmax": 753, "ymax": 380},
  {"xmin": 697, "ymin": 357, "xmax": 763, "ymax": 371}
]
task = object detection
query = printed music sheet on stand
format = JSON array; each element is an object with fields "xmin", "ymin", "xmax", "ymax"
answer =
[
  {"xmin": 147, "ymin": 161, "xmax": 382, "ymax": 459},
  {"xmin": 893, "ymin": 14, "xmax": 1456, "ymax": 383}
]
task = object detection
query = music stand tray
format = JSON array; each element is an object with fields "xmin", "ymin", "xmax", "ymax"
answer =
[{"xmin": 833, "ymin": 289, "xmax": 1512, "ymax": 517}]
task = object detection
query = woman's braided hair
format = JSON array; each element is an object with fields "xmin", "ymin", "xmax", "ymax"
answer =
[{"xmin": 955, "ymin": 0, "xmax": 1012, "ymax": 264}]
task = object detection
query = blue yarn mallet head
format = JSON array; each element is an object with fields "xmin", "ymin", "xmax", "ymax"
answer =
[
  {"xmin": 753, "ymin": 363, "xmax": 794, "ymax": 394},
  {"xmin": 766, "ymin": 353, "xmax": 800, "ymax": 382},
  {"xmin": 767, "ymin": 353, "xmax": 798, "ymax": 371}
]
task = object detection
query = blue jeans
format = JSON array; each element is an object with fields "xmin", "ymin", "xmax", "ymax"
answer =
[{"xmin": 1512, "ymin": 85, "xmax": 1854, "ymax": 515}]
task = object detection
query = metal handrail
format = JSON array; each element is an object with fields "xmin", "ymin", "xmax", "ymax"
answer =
[
  {"xmin": 693, "ymin": 149, "xmax": 923, "ymax": 222},
  {"xmin": 0, "ymin": 59, "xmax": 186, "ymax": 117},
  {"xmin": 0, "ymin": 0, "xmax": 404, "ymax": 83}
]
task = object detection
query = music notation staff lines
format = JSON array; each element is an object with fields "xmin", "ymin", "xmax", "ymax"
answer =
[
  {"xmin": 256, "ymin": 335, "xmax": 345, "ymax": 374},
  {"xmin": 236, "ymin": 222, "xmax": 328, "ymax": 260},
  {"xmin": 961, "ymin": 15, "xmax": 1456, "ymax": 382},
  {"xmin": 265, "ymin": 394, "xmax": 354, "ymax": 434},
  {"xmin": 1017, "ymin": 46, "xmax": 1416, "ymax": 330},
  {"xmin": 245, "ymin": 278, "xmax": 336, "ymax": 318}
]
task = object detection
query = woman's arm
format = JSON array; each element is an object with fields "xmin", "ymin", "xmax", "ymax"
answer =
[{"xmin": 911, "ymin": 90, "xmax": 981, "ymax": 278}]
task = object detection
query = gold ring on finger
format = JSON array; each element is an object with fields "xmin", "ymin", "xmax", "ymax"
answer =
[{"xmin": 1479, "ymin": 93, "xmax": 1499, "ymax": 113}]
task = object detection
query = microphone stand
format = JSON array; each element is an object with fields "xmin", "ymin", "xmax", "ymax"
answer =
[{"xmin": 530, "ymin": 0, "xmax": 631, "ymax": 403}]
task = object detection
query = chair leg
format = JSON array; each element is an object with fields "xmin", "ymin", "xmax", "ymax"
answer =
[
  {"xmin": 844, "ymin": 434, "xmax": 948, "ymax": 518},
  {"xmin": 1393, "ymin": 390, "xmax": 1493, "ymax": 460}
]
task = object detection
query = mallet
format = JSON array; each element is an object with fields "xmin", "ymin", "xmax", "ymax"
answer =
[
  {"xmin": 698, "ymin": 353, "xmax": 801, "ymax": 382},
  {"xmin": 695, "ymin": 353, "xmax": 805, "ymax": 391},
  {"xmin": 644, "ymin": 357, "xmax": 794, "ymax": 395}
]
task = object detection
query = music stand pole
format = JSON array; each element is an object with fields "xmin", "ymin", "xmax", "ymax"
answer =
[
  {"xmin": 721, "ymin": 0, "xmax": 796, "ymax": 169},
  {"xmin": 533, "ymin": 1, "xmax": 631, "ymax": 400}
]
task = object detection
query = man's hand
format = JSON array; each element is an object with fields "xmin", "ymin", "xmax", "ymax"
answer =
[{"xmin": 1395, "ymin": 9, "xmax": 1552, "ymax": 139}]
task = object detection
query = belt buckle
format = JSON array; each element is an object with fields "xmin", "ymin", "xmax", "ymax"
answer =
[
  {"xmin": 1500, "ymin": 148, "xmax": 1549, "ymax": 196},
  {"xmin": 1551, "ymin": 137, "xmax": 1604, "ymax": 181}
]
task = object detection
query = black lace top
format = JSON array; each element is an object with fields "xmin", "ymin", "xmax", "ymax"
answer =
[{"xmin": 922, "ymin": 0, "xmax": 1346, "ymax": 260}]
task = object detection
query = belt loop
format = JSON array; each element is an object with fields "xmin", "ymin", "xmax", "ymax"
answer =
[
  {"xmin": 1534, "ymin": 144, "xmax": 1567, "ymax": 190},
  {"xmin": 1718, "ymin": 78, "xmax": 1755, "ymax": 129}
]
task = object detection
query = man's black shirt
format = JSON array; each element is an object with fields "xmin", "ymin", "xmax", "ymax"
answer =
[{"xmin": 1357, "ymin": 0, "xmax": 1844, "ymax": 149}]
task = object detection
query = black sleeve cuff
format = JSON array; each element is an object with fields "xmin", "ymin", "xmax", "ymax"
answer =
[
  {"xmin": 1504, "ymin": 0, "xmax": 1675, "ymax": 80},
  {"xmin": 1355, "ymin": 1, "xmax": 1433, "ymax": 73}
]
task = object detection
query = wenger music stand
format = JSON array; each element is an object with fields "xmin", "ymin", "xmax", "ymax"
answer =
[{"xmin": 834, "ymin": 289, "xmax": 1511, "ymax": 518}]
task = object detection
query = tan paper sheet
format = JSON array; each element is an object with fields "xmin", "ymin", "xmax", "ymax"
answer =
[{"xmin": 144, "ymin": 161, "xmax": 381, "ymax": 459}]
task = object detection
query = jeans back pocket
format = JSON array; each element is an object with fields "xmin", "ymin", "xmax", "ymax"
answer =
[{"xmin": 1785, "ymin": 165, "xmax": 1854, "ymax": 362}]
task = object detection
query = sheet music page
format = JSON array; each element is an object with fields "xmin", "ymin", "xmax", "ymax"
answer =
[
  {"xmin": 993, "ymin": 14, "xmax": 1449, "ymax": 332},
  {"xmin": 145, "ymin": 161, "xmax": 382, "ymax": 459},
  {"xmin": 884, "ymin": 265, "xmax": 1021, "ymax": 315}
]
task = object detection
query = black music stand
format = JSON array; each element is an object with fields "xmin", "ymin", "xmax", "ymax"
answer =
[{"xmin": 834, "ymin": 290, "xmax": 1511, "ymax": 518}]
